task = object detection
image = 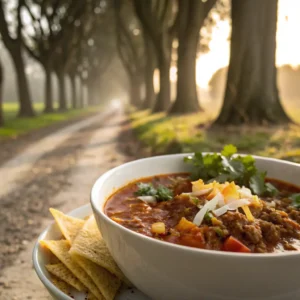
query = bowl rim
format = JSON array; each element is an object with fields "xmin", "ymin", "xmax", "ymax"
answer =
[
  {"xmin": 91, "ymin": 152, "xmax": 300, "ymax": 259},
  {"xmin": 32, "ymin": 205, "xmax": 91, "ymax": 300}
]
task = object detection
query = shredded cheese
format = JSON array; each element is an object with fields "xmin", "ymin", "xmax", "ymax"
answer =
[
  {"xmin": 137, "ymin": 196, "xmax": 157, "ymax": 204},
  {"xmin": 193, "ymin": 193, "xmax": 221, "ymax": 226},
  {"xmin": 189, "ymin": 179, "xmax": 260, "ymax": 225},
  {"xmin": 241, "ymin": 205, "xmax": 254, "ymax": 222}
]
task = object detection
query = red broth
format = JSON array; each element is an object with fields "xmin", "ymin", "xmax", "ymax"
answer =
[{"xmin": 105, "ymin": 173, "xmax": 300, "ymax": 253}]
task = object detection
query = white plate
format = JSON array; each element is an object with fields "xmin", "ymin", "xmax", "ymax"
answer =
[{"xmin": 32, "ymin": 204, "xmax": 150, "ymax": 300}]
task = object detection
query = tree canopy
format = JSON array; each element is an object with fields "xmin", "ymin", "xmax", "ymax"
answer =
[{"xmin": 0, "ymin": 0, "xmax": 295, "ymax": 127}]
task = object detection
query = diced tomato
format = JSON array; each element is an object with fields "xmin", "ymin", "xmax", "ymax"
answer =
[
  {"xmin": 179, "ymin": 232, "xmax": 206, "ymax": 249},
  {"xmin": 223, "ymin": 236, "xmax": 251, "ymax": 253}
]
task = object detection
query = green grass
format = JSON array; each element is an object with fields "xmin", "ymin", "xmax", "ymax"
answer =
[
  {"xmin": 3, "ymin": 102, "xmax": 45, "ymax": 120},
  {"xmin": 1, "ymin": 102, "xmax": 100, "ymax": 139},
  {"xmin": 129, "ymin": 107, "xmax": 300, "ymax": 163}
]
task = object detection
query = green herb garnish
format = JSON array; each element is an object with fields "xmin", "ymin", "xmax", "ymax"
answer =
[
  {"xmin": 190, "ymin": 196, "xmax": 200, "ymax": 205},
  {"xmin": 184, "ymin": 144, "xmax": 278, "ymax": 197},
  {"xmin": 290, "ymin": 193, "xmax": 300, "ymax": 208},
  {"xmin": 156, "ymin": 185, "xmax": 173, "ymax": 201},
  {"xmin": 204, "ymin": 211, "xmax": 213, "ymax": 223},
  {"xmin": 134, "ymin": 183, "xmax": 173, "ymax": 201},
  {"xmin": 214, "ymin": 227, "xmax": 225, "ymax": 238},
  {"xmin": 134, "ymin": 183, "xmax": 157, "ymax": 197},
  {"xmin": 221, "ymin": 144, "xmax": 237, "ymax": 157}
]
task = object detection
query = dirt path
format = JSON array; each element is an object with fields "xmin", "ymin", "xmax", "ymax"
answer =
[
  {"xmin": 0, "ymin": 108, "xmax": 113, "ymax": 200},
  {"xmin": 0, "ymin": 109, "xmax": 131, "ymax": 299}
]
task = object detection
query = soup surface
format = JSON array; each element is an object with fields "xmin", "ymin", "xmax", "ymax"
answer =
[{"xmin": 105, "ymin": 173, "xmax": 300, "ymax": 253}]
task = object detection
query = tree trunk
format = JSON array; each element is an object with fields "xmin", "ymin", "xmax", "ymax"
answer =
[
  {"xmin": 142, "ymin": 35, "xmax": 156, "ymax": 109},
  {"xmin": 0, "ymin": 2, "xmax": 34, "ymax": 118},
  {"xmin": 0, "ymin": 60, "xmax": 3, "ymax": 126},
  {"xmin": 130, "ymin": 75, "xmax": 142, "ymax": 107},
  {"xmin": 87, "ymin": 81, "xmax": 92, "ymax": 106},
  {"xmin": 70, "ymin": 75, "xmax": 77, "ymax": 109},
  {"xmin": 170, "ymin": 0, "xmax": 215, "ymax": 114},
  {"xmin": 152, "ymin": 48, "xmax": 171, "ymax": 113},
  {"xmin": 87, "ymin": 78, "xmax": 96, "ymax": 106},
  {"xmin": 92, "ymin": 79, "xmax": 99, "ymax": 105},
  {"xmin": 44, "ymin": 63, "xmax": 54, "ymax": 113},
  {"xmin": 12, "ymin": 50, "xmax": 35, "ymax": 117},
  {"xmin": 215, "ymin": 0, "xmax": 290, "ymax": 125},
  {"xmin": 78, "ymin": 79, "xmax": 84, "ymax": 108},
  {"xmin": 57, "ymin": 70, "xmax": 67, "ymax": 111}
]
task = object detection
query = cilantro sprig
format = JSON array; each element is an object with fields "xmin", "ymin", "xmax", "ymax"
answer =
[
  {"xmin": 290, "ymin": 193, "xmax": 300, "ymax": 208},
  {"xmin": 184, "ymin": 144, "xmax": 278, "ymax": 197},
  {"xmin": 134, "ymin": 182, "xmax": 173, "ymax": 201}
]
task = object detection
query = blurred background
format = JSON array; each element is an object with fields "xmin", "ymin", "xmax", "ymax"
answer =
[
  {"xmin": 1, "ymin": 1, "xmax": 300, "ymax": 298},
  {"xmin": 1, "ymin": 0, "xmax": 300, "ymax": 129}
]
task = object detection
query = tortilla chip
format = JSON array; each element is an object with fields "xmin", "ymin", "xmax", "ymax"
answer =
[
  {"xmin": 88, "ymin": 294, "xmax": 98, "ymax": 300},
  {"xmin": 72, "ymin": 253, "xmax": 121, "ymax": 300},
  {"xmin": 50, "ymin": 208, "xmax": 85, "ymax": 243},
  {"xmin": 51, "ymin": 275, "xmax": 71, "ymax": 295},
  {"xmin": 40, "ymin": 240, "xmax": 104, "ymax": 300},
  {"xmin": 46, "ymin": 263, "xmax": 85, "ymax": 291},
  {"xmin": 70, "ymin": 216, "xmax": 127, "ymax": 283}
]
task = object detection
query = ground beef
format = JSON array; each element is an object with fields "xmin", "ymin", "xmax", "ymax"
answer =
[
  {"xmin": 243, "ymin": 224, "xmax": 263, "ymax": 244},
  {"xmin": 250, "ymin": 205, "xmax": 264, "ymax": 218},
  {"xmin": 220, "ymin": 211, "xmax": 248, "ymax": 240},
  {"xmin": 255, "ymin": 241, "xmax": 268, "ymax": 253},
  {"xmin": 219, "ymin": 208, "xmax": 300, "ymax": 253},
  {"xmin": 288, "ymin": 209, "xmax": 300, "ymax": 223},
  {"xmin": 281, "ymin": 218, "xmax": 300, "ymax": 239},
  {"xmin": 203, "ymin": 227, "xmax": 223, "ymax": 250},
  {"xmin": 107, "ymin": 175, "xmax": 300, "ymax": 253},
  {"xmin": 259, "ymin": 220, "xmax": 281, "ymax": 244},
  {"xmin": 260, "ymin": 206, "xmax": 300, "ymax": 239},
  {"xmin": 172, "ymin": 179, "xmax": 192, "ymax": 196}
]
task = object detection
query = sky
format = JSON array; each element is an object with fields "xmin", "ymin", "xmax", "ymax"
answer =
[{"xmin": 196, "ymin": 0, "xmax": 300, "ymax": 88}]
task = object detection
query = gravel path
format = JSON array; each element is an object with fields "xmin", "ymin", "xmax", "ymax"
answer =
[{"xmin": 0, "ymin": 108, "xmax": 131, "ymax": 299}]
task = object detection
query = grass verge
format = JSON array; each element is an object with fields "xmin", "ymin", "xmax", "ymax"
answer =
[
  {"xmin": 1, "ymin": 102, "xmax": 100, "ymax": 139},
  {"xmin": 129, "ymin": 108, "xmax": 300, "ymax": 163}
]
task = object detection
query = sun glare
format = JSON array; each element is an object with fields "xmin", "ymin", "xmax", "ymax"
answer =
[
  {"xmin": 195, "ymin": 0, "xmax": 300, "ymax": 89},
  {"xmin": 196, "ymin": 20, "xmax": 230, "ymax": 89},
  {"xmin": 276, "ymin": 0, "xmax": 300, "ymax": 67}
]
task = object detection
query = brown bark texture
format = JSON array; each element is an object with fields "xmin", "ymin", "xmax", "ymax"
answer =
[
  {"xmin": 142, "ymin": 35, "xmax": 156, "ymax": 109},
  {"xmin": 57, "ymin": 70, "xmax": 67, "ymax": 111},
  {"xmin": 0, "ymin": 59, "xmax": 3, "ymax": 126},
  {"xmin": 44, "ymin": 63, "xmax": 54, "ymax": 113},
  {"xmin": 70, "ymin": 75, "xmax": 77, "ymax": 109},
  {"xmin": 0, "ymin": 1, "xmax": 35, "ymax": 117},
  {"xmin": 169, "ymin": 0, "xmax": 216, "ymax": 114},
  {"xmin": 152, "ymin": 48, "xmax": 171, "ymax": 112},
  {"xmin": 215, "ymin": 0, "xmax": 290, "ymax": 125},
  {"xmin": 115, "ymin": 0, "xmax": 143, "ymax": 108},
  {"xmin": 78, "ymin": 79, "xmax": 84, "ymax": 108},
  {"xmin": 130, "ymin": 75, "xmax": 143, "ymax": 107},
  {"xmin": 134, "ymin": 0, "xmax": 177, "ymax": 112},
  {"xmin": 13, "ymin": 51, "xmax": 35, "ymax": 117}
]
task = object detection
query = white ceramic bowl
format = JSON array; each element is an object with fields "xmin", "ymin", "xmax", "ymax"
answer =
[{"xmin": 91, "ymin": 153, "xmax": 300, "ymax": 300}]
